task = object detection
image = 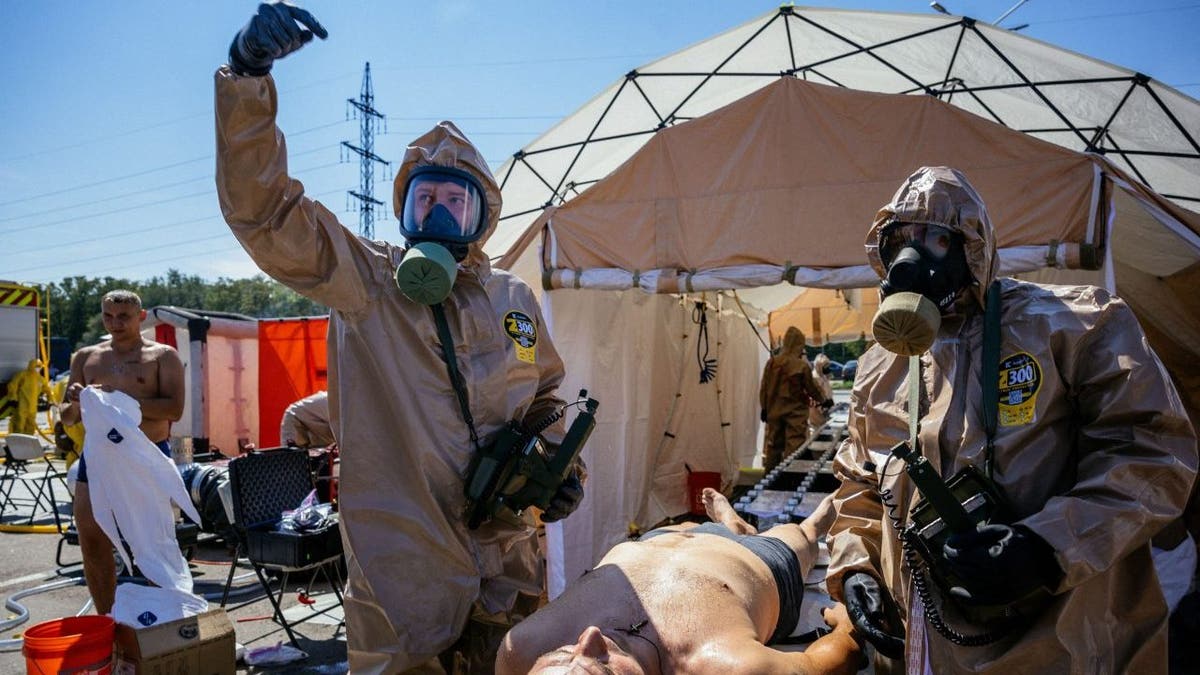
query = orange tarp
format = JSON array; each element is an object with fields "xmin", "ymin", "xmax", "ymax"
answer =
[{"xmin": 258, "ymin": 317, "xmax": 328, "ymax": 447}]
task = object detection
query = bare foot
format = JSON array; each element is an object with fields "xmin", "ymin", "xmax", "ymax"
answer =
[
  {"xmin": 702, "ymin": 487, "xmax": 757, "ymax": 535},
  {"xmin": 800, "ymin": 492, "xmax": 838, "ymax": 541}
]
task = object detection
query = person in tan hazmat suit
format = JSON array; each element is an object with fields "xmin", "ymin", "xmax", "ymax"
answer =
[
  {"xmin": 216, "ymin": 4, "xmax": 586, "ymax": 671},
  {"xmin": 759, "ymin": 327, "xmax": 831, "ymax": 471},
  {"xmin": 808, "ymin": 353, "xmax": 836, "ymax": 435},
  {"xmin": 279, "ymin": 390, "xmax": 333, "ymax": 449},
  {"xmin": 825, "ymin": 166, "xmax": 1197, "ymax": 673}
]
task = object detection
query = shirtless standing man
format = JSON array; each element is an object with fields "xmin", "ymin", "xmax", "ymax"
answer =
[
  {"xmin": 497, "ymin": 489, "xmax": 861, "ymax": 674},
  {"xmin": 59, "ymin": 290, "xmax": 185, "ymax": 614}
]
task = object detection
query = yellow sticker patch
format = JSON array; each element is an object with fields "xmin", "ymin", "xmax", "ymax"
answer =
[
  {"xmin": 504, "ymin": 310, "xmax": 537, "ymax": 364},
  {"xmin": 997, "ymin": 351, "xmax": 1041, "ymax": 426}
]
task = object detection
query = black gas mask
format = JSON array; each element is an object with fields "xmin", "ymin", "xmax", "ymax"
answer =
[
  {"xmin": 871, "ymin": 222, "xmax": 973, "ymax": 356},
  {"xmin": 878, "ymin": 222, "xmax": 971, "ymax": 311}
]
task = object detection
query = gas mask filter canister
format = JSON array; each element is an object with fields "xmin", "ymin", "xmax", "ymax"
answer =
[
  {"xmin": 395, "ymin": 241, "xmax": 458, "ymax": 305},
  {"xmin": 871, "ymin": 223, "xmax": 969, "ymax": 356},
  {"xmin": 872, "ymin": 291, "xmax": 942, "ymax": 356}
]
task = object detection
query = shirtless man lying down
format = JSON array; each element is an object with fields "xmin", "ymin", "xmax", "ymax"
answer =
[{"xmin": 497, "ymin": 489, "xmax": 861, "ymax": 674}]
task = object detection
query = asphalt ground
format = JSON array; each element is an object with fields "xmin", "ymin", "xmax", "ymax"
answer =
[
  {"xmin": 0, "ymin": 487, "xmax": 347, "ymax": 674},
  {"xmin": 0, "ymin": 394, "xmax": 857, "ymax": 674}
]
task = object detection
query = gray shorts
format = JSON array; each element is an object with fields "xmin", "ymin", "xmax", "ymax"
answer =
[{"xmin": 639, "ymin": 521, "xmax": 803, "ymax": 643}]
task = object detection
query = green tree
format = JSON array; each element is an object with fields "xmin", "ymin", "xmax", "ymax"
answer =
[{"xmin": 47, "ymin": 271, "xmax": 327, "ymax": 352}]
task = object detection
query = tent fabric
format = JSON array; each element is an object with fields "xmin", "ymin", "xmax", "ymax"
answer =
[
  {"xmin": 154, "ymin": 324, "xmax": 177, "ymax": 350},
  {"xmin": 526, "ymin": 78, "xmax": 1106, "ymax": 278},
  {"xmin": 544, "ymin": 289, "xmax": 762, "ymax": 594},
  {"xmin": 767, "ymin": 288, "xmax": 879, "ymax": 347},
  {"xmin": 488, "ymin": 5, "xmax": 1200, "ymax": 596},
  {"xmin": 141, "ymin": 307, "xmax": 260, "ymax": 455},
  {"xmin": 487, "ymin": 6, "xmax": 1199, "ymax": 261},
  {"xmin": 257, "ymin": 318, "xmax": 329, "ymax": 448}
]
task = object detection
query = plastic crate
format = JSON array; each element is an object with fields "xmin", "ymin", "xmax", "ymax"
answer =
[{"xmin": 245, "ymin": 519, "xmax": 341, "ymax": 569}]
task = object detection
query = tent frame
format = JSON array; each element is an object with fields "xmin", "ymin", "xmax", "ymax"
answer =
[{"xmin": 494, "ymin": 6, "xmax": 1200, "ymax": 223}]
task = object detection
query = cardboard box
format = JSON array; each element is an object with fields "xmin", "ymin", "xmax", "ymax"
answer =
[{"xmin": 114, "ymin": 608, "xmax": 236, "ymax": 675}]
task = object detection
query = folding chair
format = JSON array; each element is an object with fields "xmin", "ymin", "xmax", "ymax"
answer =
[
  {"xmin": 220, "ymin": 447, "xmax": 343, "ymax": 646},
  {"xmin": 1, "ymin": 433, "xmax": 69, "ymax": 532}
]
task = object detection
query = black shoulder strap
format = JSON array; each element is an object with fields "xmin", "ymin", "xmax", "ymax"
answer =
[
  {"xmin": 432, "ymin": 303, "xmax": 482, "ymax": 453},
  {"xmin": 981, "ymin": 280, "xmax": 1002, "ymax": 477}
]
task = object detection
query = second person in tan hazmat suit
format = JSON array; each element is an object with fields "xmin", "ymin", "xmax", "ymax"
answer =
[
  {"xmin": 808, "ymin": 353, "xmax": 836, "ymax": 435},
  {"xmin": 759, "ymin": 327, "xmax": 832, "ymax": 471},
  {"xmin": 217, "ymin": 3, "xmax": 586, "ymax": 671},
  {"xmin": 279, "ymin": 390, "xmax": 333, "ymax": 449},
  {"xmin": 826, "ymin": 166, "xmax": 1197, "ymax": 673}
]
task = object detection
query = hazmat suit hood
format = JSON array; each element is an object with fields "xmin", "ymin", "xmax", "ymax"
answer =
[
  {"xmin": 781, "ymin": 326, "xmax": 806, "ymax": 357},
  {"xmin": 392, "ymin": 121, "xmax": 502, "ymax": 268},
  {"xmin": 866, "ymin": 166, "xmax": 997, "ymax": 311}
]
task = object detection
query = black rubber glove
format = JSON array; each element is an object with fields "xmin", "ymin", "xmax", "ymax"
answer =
[
  {"xmin": 540, "ymin": 472, "xmax": 584, "ymax": 523},
  {"xmin": 943, "ymin": 523, "xmax": 1061, "ymax": 605},
  {"xmin": 228, "ymin": 2, "xmax": 328, "ymax": 77},
  {"xmin": 760, "ymin": 409, "xmax": 768, "ymax": 423},
  {"xmin": 842, "ymin": 571, "xmax": 905, "ymax": 659}
]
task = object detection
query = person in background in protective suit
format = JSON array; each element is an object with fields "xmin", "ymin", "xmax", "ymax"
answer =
[
  {"xmin": 1, "ymin": 359, "xmax": 51, "ymax": 435},
  {"xmin": 759, "ymin": 327, "xmax": 832, "ymax": 471},
  {"xmin": 279, "ymin": 390, "xmax": 333, "ymax": 449},
  {"xmin": 825, "ymin": 166, "xmax": 1197, "ymax": 672},
  {"xmin": 808, "ymin": 353, "xmax": 836, "ymax": 436},
  {"xmin": 217, "ymin": 4, "xmax": 585, "ymax": 672}
]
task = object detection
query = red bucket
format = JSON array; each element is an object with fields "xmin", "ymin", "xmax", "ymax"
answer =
[
  {"xmin": 687, "ymin": 471, "xmax": 722, "ymax": 516},
  {"xmin": 22, "ymin": 615, "xmax": 114, "ymax": 675}
]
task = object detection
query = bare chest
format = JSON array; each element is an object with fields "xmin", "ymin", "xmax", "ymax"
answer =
[{"xmin": 83, "ymin": 349, "xmax": 161, "ymax": 398}]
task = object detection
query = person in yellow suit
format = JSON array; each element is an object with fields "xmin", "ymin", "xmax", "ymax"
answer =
[
  {"xmin": 759, "ymin": 328, "xmax": 831, "ymax": 471},
  {"xmin": 217, "ymin": 4, "xmax": 584, "ymax": 671},
  {"xmin": 2, "ymin": 359, "xmax": 50, "ymax": 435}
]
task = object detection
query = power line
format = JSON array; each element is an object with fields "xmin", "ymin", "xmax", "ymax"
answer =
[
  {"xmin": 0, "ymin": 155, "xmax": 212, "ymax": 208},
  {"xmin": 1, "ymin": 159, "xmax": 346, "ymax": 236},
  {"xmin": 6, "ymin": 213, "xmax": 221, "ymax": 256},
  {"xmin": 0, "ymin": 111, "xmax": 213, "ymax": 163},
  {"xmin": 0, "ymin": 70, "xmax": 361, "ymax": 164},
  {"xmin": 372, "ymin": 52, "xmax": 661, "ymax": 73},
  {"xmin": 0, "ymin": 143, "xmax": 339, "ymax": 224},
  {"xmin": 14, "ymin": 187, "xmax": 348, "ymax": 279},
  {"xmin": 0, "ymin": 120, "xmax": 347, "ymax": 208},
  {"xmin": 0, "ymin": 189, "xmax": 216, "ymax": 236},
  {"xmin": 7, "ymin": 232, "xmax": 235, "ymax": 275},
  {"xmin": 30, "ymin": 244, "xmax": 250, "ymax": 285},
  {"xmin": 386, "ymin": 115, "xmax": 564, "ymax": 121},
  {"xmin": 0, "ymin": 51, "xmax": 648, "ymax": 165},
  {"xmin": 1025, "ymin": 3, "xmax": 1200, "ymax": 25}
]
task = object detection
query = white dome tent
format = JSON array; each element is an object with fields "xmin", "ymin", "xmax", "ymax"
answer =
[{"xmin": 481, "ymin": 6, "xmax": 1200, "ymax": 596}]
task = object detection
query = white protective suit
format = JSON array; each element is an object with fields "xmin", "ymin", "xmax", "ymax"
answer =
[
  {"xmin": 78, "ymin": 387, "xmax": 201, "ymax": 595},
  {"xmin": 215, "ymin": 67, "xmax": 570, "ymax": 672}
]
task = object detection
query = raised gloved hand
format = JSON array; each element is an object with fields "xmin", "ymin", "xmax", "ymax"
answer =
[
  {"xmin": 842, "ymin": 571, "xmax": 905, "ymax": 659},
  {"xmin": 943, "ymin": 523, "xmax": 1061, "ymax": 605},
  {"xmin": 540, "ymin": 472, "xmax": 584, "ymax": 523},
  {"xmin": 228, "ymin": 2, "xmax": 328, "ymax": 77}
]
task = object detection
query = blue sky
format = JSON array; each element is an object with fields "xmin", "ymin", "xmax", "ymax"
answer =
[{"xmin": 2, "ymin": 1, "xmax": 1197, "ymax": 284}]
